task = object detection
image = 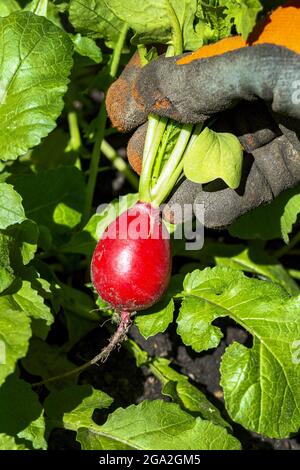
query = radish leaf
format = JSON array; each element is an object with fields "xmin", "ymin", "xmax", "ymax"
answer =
[
  {"xmin": 178, "ymin": 266, "xmax": 300, "ymax": 438},
  {"xmin": 184, "ymin": 127, "xmax": 243, "ymax": 189},
  {"xmin": 77, "ymin": 400, "xmax": 241, "ymax": 450},
  {"xmin": 0, "ymin": 12, "xmax": 73, "ymax": 161}
]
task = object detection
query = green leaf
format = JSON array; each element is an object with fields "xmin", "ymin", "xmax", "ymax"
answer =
[
  {"xmin": 77, "ymin": 400, "xmax": 240, "ymax": 450},
  {"xmin": 61, "ymin": 193, "xmax": 138, "ymax": 256},
  {"xmin": 72, "ymin": 34, "xmax": 102, "ymax": 63},
  {"xmin": 135, "ymin": 299, "xmax": 174, "ymax": 339},
  {"xmin": 31, "ymin": 128, "xmax": 76, "ymax": 171},
  {"xmin": 69, "ymin": 0, "xmax": 124, "ymax": 48},
  {"xmin": 106, "ymin": 0, "xmax": 199, "ymax": 50},
  {"xmin": 179, "ymin": 266, "xmax": 300, "ymax": 438},
  {"xmin": 0, "ymin": 233, "xmax": 15, "ymax": 293},
  {"xmin": 0, "ymin": 298, "xmax": 31, "ymax": 387},
  {"xmin": 0, "ymin": 11, "xmax": 73, "ymax": 161},
  {"xmin": 230, "ymin": 183, "xmax": 300, "ymax": 242},
  {"xmin": 12, "ymin": 281, "xmax": 54, "ymax": 340},
  {"xmin": 0, "ymin": 434, "xmax": 27, "ymax": 450},
  {"xmin": 0, "ymin": 372, "xmax": 46, "ymax": 449},
  {"xmin": 6, "ymin": 219, "xmax": 39, "ymax": 266},
  {"xmin": 44, "ymin": 385, "xmax": 113, "ymax": 432},
  {"xmin": 9, "ymin": 167, "xmax": 86, "ymax": 242},
  {"xmin": 215, "ymin": 247, "xmax": 299, "ymax": 296},
  {"xmin": 0, "ymin": 183, "xmax": 25, "ymax": 229},
  {"xmin": 196, "ymin": 1, "xmax": 232, "ymax": 44},
  {"xmin": 150, "ymin": 356, "xmax": 230, "ymax": 429},
  {"xmin": 0, "ymin": 0, "xmax": 20, "ymax": 17},
  {"xmin": 222, "ymin": 0, "xmax": 263, "ymax": 39},
  {"xmin": 184, "ymin": 127, "xmax": 243, "ymax": 189}
]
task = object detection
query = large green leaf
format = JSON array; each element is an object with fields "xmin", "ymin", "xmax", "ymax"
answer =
[
  {"xmin": 106, "ymin": 0, "xmax": 200, "ymax": 49},
  {"xmin": 0, "ymin": 11, "xmax": 73, "ymax": 161},
  {"xmin": 178, "ymin": 266, "xmax": 300, "ymax": 438},
  {"xmin": 9, "ymin": 167, "xmax": 86, "ymax": 242},
  {"xmin": 77, "ymin": 400, "xmax": 240, "ymax": 450},
  {"xmin": 0, "ymin": 372, "xmax": 46, "ymax": 449},
  {"xmin": 184, "ymin": 127, "xmax": 243, "ymax": 189},
  {"xmin": 0, "ymin": 183, "xmax": 25, "ymax": 229},
  {"xmin": 0, "ymin": 298, "xmax": 31, "ymax": 387},
  {"xmin": 69, "ymin": 0, "xmax": 124, "ymax": 48}
]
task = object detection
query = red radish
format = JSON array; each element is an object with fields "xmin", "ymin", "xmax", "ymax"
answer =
[{"xmin": 91, "ymin": 202, "xmax": 172, "ymax": 360}]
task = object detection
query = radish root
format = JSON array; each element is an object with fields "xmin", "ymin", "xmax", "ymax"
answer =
[{"xmin": 32, "ymin": 310, "xmax": 132, "ymax": 388}]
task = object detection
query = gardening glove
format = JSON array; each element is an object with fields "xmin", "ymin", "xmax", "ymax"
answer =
[{"xmin": 106, "ymin": 2, "xmax": 300, "ymax": 228}]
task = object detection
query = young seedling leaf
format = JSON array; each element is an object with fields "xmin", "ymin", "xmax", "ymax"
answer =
[
  {"xmin": 178, "ymin": 266, "xmax": 300, "ymax": 438},
  {"xmin": 184, "ymin": 127, "xmax": 243, "ymax": 189},
  {"xmin": 77, "ymin": 400, "xmax": 240, "ymax": 450},
  {"xmin": 0, "ymin": 12, "xmax": 73, "ymax": 161}
]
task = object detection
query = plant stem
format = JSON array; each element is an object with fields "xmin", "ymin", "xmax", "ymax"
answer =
[
  {"xmin": 138, "ymin": 115, "xmax": 167, "ymax": 202},
  {"xmin": 274, "ymin": 230, "xmax": 300, "ymax": 258},
  {"xmin": 68, "ymin": 111, "xmax": 81, "ymax": 152},
  {"xmin": 101, "ymin": 139, "xmax": 139, "ymax": 190},
  {"xmin": 151, "ymin": 124, "xmax": 194, "ymax": 206},
  {"xmin": 82, "ymin": 23, "xmax": 128, "ymax": 225}
]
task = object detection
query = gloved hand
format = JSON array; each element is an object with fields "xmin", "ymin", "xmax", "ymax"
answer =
[{"xmin": 106, "ymin": 2, "xmax": 300, "ymax": 228}]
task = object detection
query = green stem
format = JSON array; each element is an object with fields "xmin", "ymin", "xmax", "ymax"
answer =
[
  {"xmin": 138, "ymin": 115, "xmax": 168, "ymax": 202},
  {"xmin": 101, "ymin": 139, "xmax": 139, "ymax": 190},
  {"xmin": 82, "ymin": 24, "xmax": 128, "ymax": 225},
  {"xmin": 68, "ymin": 111, "xmax": 81, "ymax": 152},
  {"xmin": 151, "ymin": 124, "xmax": 194, "ymax": 206}
]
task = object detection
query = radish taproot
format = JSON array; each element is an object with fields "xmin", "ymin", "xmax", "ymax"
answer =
[{"xmin": 91, "ymin": 202, "xmax": 172, "ymax": 360}]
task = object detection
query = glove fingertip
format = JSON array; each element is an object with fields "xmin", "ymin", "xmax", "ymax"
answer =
[{"xmin": 127, "ymin": 123, "xmax": 147, "ymax": 175}]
